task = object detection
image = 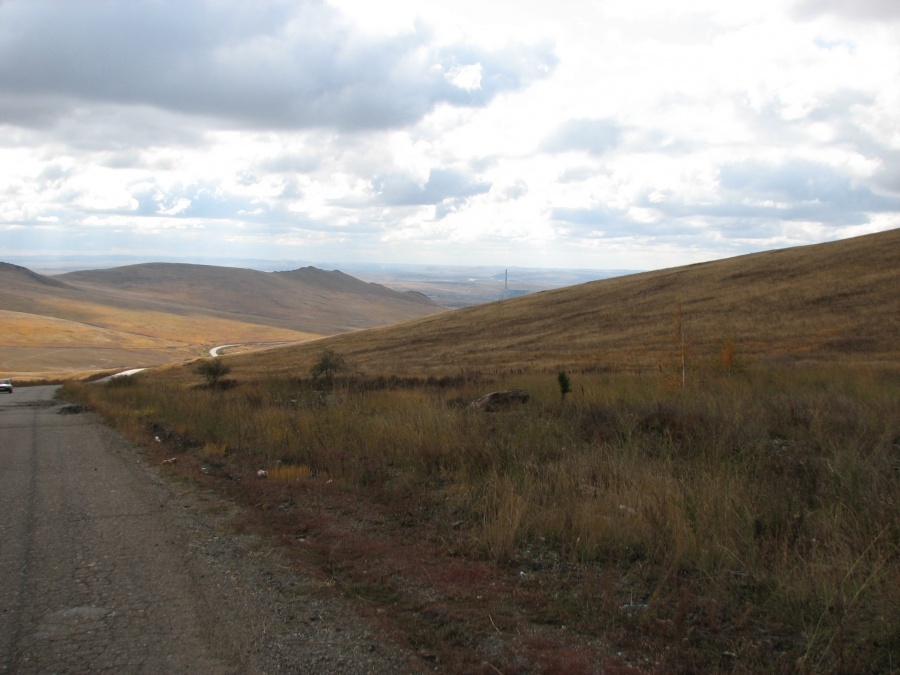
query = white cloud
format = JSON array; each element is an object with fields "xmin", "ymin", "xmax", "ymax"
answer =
[
  {"xmin": 542, "ymin": 119, "xmax": 624, "ymax": 157},
  {"xmin": 445, "ymin": 63, "xmax": 484, "ymax": 91},
  {"xmin": 794, "ymin": 0, "xmax": 900, "ymax": 21},
  {"xmin": 0, "ymin": 0, "xmax": 898, "ymax": 271},
  {"xmin": 0, "ymin": 0, "xmax": 555, "ymax": 132}
]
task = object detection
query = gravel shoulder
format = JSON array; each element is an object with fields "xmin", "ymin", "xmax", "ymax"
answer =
[{"xmin": 0, "ymin": 386, "xmax": 422, "ymax": 673}]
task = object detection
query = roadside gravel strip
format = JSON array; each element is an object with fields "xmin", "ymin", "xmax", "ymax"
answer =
[{"xmin": 0, "ymin": 386, "xmax": 422, "ymax": 673}]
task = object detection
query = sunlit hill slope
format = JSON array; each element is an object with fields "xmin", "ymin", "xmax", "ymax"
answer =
[
  {"xmin": 221, "ymin": 229, "xmax": 899, "ymax": 379},
  {"xmin": 65, "ymin": 229, "xmax": 900, "ymax": 672},
  {"xmin": 0, "ymin": 262, "xmax": 444, "ymax": 377}
]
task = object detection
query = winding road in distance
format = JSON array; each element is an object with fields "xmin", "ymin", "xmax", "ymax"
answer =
[
  {"xmin": 98, "ymin": 341, "xmax": 296, "ymax": 380},
  {"xmin": 209, "ymin": 341, "xmax": 294, "ymax": 357},
  {"xmin": 0, "ymin": 386, "xmax": 417, "ymax": 673}
]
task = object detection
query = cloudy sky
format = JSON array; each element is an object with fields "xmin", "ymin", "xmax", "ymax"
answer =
[{"xmin": 1, "ymin": 0, "xmax": 898, "ymax": 271}]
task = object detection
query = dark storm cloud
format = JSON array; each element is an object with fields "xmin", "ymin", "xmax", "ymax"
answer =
[
  {"xmin": 542, "ymin": 119, "xmax": 623, "ymax": 156},
  {"xmin": 373, "ymin": 168, "xmax": 490, "ymax": 206},
  {"xmin": 0, "ymin": 0, "xmax": 556, "ymax": 132}
]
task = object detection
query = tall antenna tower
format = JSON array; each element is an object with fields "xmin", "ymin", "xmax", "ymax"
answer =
[{"xmin": 500, "ymin": 268, "xmax": 528, "ymax": 300}]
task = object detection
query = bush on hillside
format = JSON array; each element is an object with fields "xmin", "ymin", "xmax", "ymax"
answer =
[
  {"xmin": 310, "ymin": 349, "xmax": 346, "ymax": 389},
  {"xmin": 196, "ymin": 358, "xmax": 231, "ymax": 387}
]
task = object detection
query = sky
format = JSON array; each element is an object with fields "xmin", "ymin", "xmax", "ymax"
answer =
[{"xmin": 1, "ymin": 0, "xmax": 899, "ymax": 271}]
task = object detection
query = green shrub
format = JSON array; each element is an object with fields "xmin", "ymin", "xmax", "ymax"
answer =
[{"xmin": 195, "ymin": 358, "xmax": 231, "ymax": 387}]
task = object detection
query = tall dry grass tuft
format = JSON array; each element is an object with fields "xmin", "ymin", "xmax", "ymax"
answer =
[
  {"xmin": 268, "ymin": 463, "xmax": 312, "ymax": 482},
  {"xmin": 62, "ymin": 363, "xmax": 900, "ymax": 671}
]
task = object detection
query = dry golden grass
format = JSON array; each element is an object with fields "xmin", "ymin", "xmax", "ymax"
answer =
[
  {"xmin": 0, "ymin": 261, "xmax": 442, "ymax": 377},
  {"xmin": 37, "ymin": 299, "xmax": 318, "ymax": 346},
  {"xmin": 0, "ymin": 303, "xmax": 317, "ymax": 378},
  {"xmin": 199, "ymin": 228, "xmax": 900, "ymax": 382},
  {"xmin": 65, "ymin": 364, "xmax": 900, "ymax": 672},
  {"xmin": 58, "ymin": 231, "xmax": 900, "ymax": 671},
  {"xmin": 57, "ymin": 262, "xmax": 443, "ymax": 332},
  {"xmin": 267, "ymin": 464, "xmax": 313, "ymax": 482},
  {"xmin": 0, "ymin": 309, "xmax": 185, "ymax": 348}
]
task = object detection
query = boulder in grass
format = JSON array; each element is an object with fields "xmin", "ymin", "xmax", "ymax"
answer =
[{"xmin": 466, "ymin": 388, "xmax": 529, "ymax": 412}]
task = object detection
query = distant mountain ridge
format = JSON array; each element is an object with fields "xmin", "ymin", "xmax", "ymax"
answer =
[
  {"xmin": 54, "ymin": 262, "xmax": 441, "ymax": 329},
  {"xmin": 0, "ymin": 262, "xmax": 445, "ymax": 377}
]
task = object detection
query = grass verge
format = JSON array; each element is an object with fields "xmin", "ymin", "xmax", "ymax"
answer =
[{"xmin": 63, "ymin": 363, "xmax": 900, "ymax": 672}]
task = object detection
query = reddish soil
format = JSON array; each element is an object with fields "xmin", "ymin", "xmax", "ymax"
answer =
[{"xmin": 149, "ymin": 438, "xmax": 654, "ymax": 674}]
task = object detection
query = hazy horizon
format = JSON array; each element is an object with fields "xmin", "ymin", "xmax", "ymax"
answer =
[{"xmin": 1, "ymin": 252, "xmax": 640, "ymax": 278}]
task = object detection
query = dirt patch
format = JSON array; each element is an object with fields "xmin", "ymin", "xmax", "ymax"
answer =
[{"xmin": 144, "ymin": 440, "xmax": 641, "ymax": 673}]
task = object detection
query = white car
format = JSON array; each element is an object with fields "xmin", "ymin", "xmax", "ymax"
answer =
[{"xmin": 0, "ymin": 379, "xmax": 12, "ymax": 394}]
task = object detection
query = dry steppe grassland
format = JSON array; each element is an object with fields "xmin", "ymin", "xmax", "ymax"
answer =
[
  {"xmin": 65, "ymin": 230, "xmax": 899, "ymax": 673},
  {"xmin": 0, "ymin": 262, "xmax": 443, "ymax": 381}
]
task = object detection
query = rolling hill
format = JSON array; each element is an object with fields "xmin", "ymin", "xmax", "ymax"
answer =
[
  {"xmin": 57, "ymin": 263, "xmax": 440, "ymax": 332},
  {"xmin": 220, "ymin": 228, "xmax": 900, "ymax": 379},
  {"xmin": 0, "ymin": 262, "xmax": 444, "ymax": 378},
  {"xmin": 63, "ymin": 229, "xmax": 900, "ymax": 672}
]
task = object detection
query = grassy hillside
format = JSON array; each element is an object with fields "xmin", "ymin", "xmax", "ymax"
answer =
[
  {"xmin": 0, "ymin": 262, "xmax": 444, "ymax": 378},
  {"xmin": 59, "ymin": 263, "xmax": 440, "ymax": 332},
  {"xmin": 217, "ymin": 228, "xmax": 900, "ymax": 380},
  {"xmin": 64, "ymin": 230, "xmax": 900, "ymax": 672}
]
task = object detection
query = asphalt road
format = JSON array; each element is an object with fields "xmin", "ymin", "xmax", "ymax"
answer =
[{"xmin": 0, "ymin": 386, "xmax": 418, "ymax": 673}]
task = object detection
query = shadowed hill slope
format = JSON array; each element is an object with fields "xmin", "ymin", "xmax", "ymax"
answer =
[
  {"xmin": 274, "ymin": 267, "xmax": 432, "ymax": 302},
  {"xmin": 0, "ymin": 262, "xmax": 69, "ymax": 290},
  {"xmin": 222, "ymin": 229, "xmax": 899, "ymax": 379},
  {"xmin": 58, "ymin": 263, "xmax": 441, "ymax": 332}
]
